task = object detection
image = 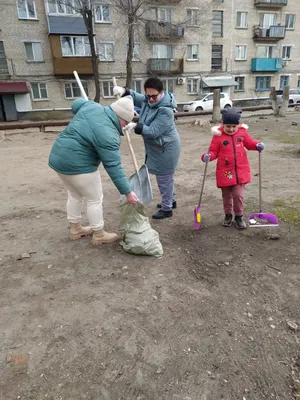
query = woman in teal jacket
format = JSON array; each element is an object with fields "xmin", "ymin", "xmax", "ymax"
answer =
[
  {"xmin": 48, "ymin": 96, "xmax": 139, "ymax": 244},
  {"xmin": 113, "ymin": 77, "xmax": 181, "ymax": 219}
]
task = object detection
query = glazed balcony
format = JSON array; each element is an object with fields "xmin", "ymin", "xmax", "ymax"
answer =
[
  {"xmin": 147, "ymin": 58, "xmax": 183, "ymax": 75},
  {"xmin": 254, "ymin": 0, "xmax": 287, "ymax": 8},
  {"xmin": 251, "ymin": 57, "xmax": 283, "ymax": 72},
  {"xmin": 253, "ymin": 25, "xmax": 286, "ymax": 41},
  {"xmin": 146, "ymin": 21, "xmax": 184, "ymax": 40}
]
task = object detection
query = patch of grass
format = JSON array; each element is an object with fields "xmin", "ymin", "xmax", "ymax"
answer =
[
  {"xmin": 273, "ymin": 199, "xmax": 286, "ymax": 207},
  {"xmin": 272, "ymin": 198, "xmax": 300, "ymax": 228}
]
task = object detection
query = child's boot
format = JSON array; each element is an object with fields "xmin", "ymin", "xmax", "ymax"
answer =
[
  {"xmin": 235, "ymin": 215, "xmax": 247, "ymax": 229},
  {"xmin": 222, "ymin": 213, "xmax": 233, "ymax": 227},
  {"xmin": 91, "ymin": 229, "xmax": 119, "ymax": 245},
  {"xmin": 69, "ymin": 223, "xmax": 93, "ymax": 240}
]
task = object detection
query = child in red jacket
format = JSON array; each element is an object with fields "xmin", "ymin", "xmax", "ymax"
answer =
[{"xmin": 201, "ymin": 110, "xmax": 264, "ymax": 229}]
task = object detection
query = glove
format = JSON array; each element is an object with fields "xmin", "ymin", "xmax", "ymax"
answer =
[
  {"xmin": 113, "ymin": 85, "xmax": 125, "ymax": 97},
  {"xmin": 123, "ymin": 122, "xmax": 137, "ymax": 134},
  {"xmin": 203, "ymin": 153, "xmax": 211, "ymax": 163},
  {"xmin": 256, "ymin": 142, "xmax": 264, "ymax": 152}
]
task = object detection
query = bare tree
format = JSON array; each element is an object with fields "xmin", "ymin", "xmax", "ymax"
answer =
[
  {"xmin": 270, "ymin": 86, "xmax": 279, "ymax": 116},
  {"xmin": 278, "ymin": 85, "xmax": 289, "ymax": 117},
  {"xmin": 57, "ymin": 0, "xmax": 101, "ymax": 102}
]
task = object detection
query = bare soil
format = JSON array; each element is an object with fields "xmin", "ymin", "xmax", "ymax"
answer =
[{"xmin": 1, "ymin": 111, "xmax": 300, "ymax": 400}]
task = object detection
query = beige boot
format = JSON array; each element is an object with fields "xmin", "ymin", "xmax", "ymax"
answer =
[
  {"xmin": 69, "ymin": 223, "xmax": 93, "ymax": 240},
  {"xmin": 91, "ymin": 229, "xmax": 120, "ymax": 245}
]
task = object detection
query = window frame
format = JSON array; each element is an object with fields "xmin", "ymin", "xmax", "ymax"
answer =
[
  {"xmin": 212, "ymin": 10, "xmax": 223, "ymax": 38},
  {"xmin": 211, "ymin": 44, "xmax": 223, "ymax": 71},
  {"xmin": 132, "ymin": 79, "xmax": 142, "ymax": 93},
  {"xmin": 31, "ymin": 82, "xmax": 48, "ymax": 100},
  {"xmin": 255, "ymin": 76, "xmax": 271, "ymax": 91},
  {"xmin": 60, "ymin": 36, "xmax": 91, "ymax": 57},
  {"xmin": 98, "ymin": 41, "xmax": 114, "ymax": 62},
  {"xmin": 64, "ymin": 81, "xmax": 89, "ymax": 99},
  {"xmin": 17, "ymin": 0, "xmax": 37, "ymax": 20},
  {"xmin": 151, "ymin": 7, "xmax": 172, "ymax": 23},
  {"xmin": 102, "ymin": 80, "xmax": 114, "ymax": 98},
  {"xmin": 24, "ymin": 41, "xmax": 43, "ymax": 62},
  {"xmin": 236, "ymin": 11, "xmax": 248, "ymax": 29},
  {"xmin": 285, "ymin": 14, "xmax": 295, "ymax": 30},
  {"xmin": 235, "ymin": 45, "xmax": 247, "ymax": 61},
  {"xmin": 186, "ymin": 44, "xmax": 199, "ymax": 61},
  {"xmin": 187, "ymin": 78, "xmax": 198, "ymax": 94},
  {"xmin": 160, "ymin": 78, "xmax": 176, "ymax": 93},
  {"xmin": 282, "ymin": 45, "xmax": 292, "ymax": 60},
  {"xmin": 234, "ymin": 76, "xmax": 245, "ymax": 92},
  {"xmin": 186, "ymin": 8, "xmax": 199, "ymax": 26},
  {"xmin": 279, "ymin": 75, "xmax": 290, "ymax": 89},
  {"xmin": 94, "ymin": 3, "xmax": 111, "ymax": 23}
]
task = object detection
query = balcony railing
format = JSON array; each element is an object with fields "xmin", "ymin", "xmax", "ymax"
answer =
[
  {"xmin": 253, "ymin": 25, "xmax": 286, "ymax": 40},
  {"xmin": 146, "ymin": 21, "xmax": 184, "ymax": 40},
  {"xmin": 254, "ymin": 0, "xmax": 287, "ymax": 7},
  {"xmin": 251, "ymin": 57, "xmax": 283, "ymax": 72},
  {"xmin": 147, "ymin": 58, "xmax": 183, "ymax": 75}
]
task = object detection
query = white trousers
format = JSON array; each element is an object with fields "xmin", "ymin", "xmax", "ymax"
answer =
[{"xmin": 57, "ymin": 171, "xmax": 104, "ymax": 230}]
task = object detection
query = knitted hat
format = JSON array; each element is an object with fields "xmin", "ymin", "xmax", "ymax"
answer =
[
  {"xmin": 110, "ymin": 95, "xmax": 134, "ymax": 122},
  {"xmin": 222, "ymin": 111, "xmax": 241, "ymax": 125}
]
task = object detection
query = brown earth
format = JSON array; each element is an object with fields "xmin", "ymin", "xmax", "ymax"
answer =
[{"xmin": 1, "ymin": 111, "xmax": 300, "ymax": 400}]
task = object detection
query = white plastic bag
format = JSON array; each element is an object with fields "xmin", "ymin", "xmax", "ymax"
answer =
[{"xmin": 119, "ymin": 203, "xmax": 163, "ymax": 258}]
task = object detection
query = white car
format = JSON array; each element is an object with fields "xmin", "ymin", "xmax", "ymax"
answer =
[
  {"xmin": 183, "ymin": 92, "xmax": 233, "ymax": 112},
  {"xmin": 276, "ymin": 88, "xmax": 300, "ymax": 105}
]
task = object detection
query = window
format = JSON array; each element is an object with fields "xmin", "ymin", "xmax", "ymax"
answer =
[
  {"xmin": 17, "ymin": 0, "xmax": 37, "ymax": 19},
  {"xmin": 61, "ymin": 36, "xmax": 91, "ymax": 56},
  {"xmin": 259, "ymin": 13, "xmax": 276, "ymax": 28},
  {"xmin": 95, "ymin": 4, "xmax": 110, "ymax": 23},
  {"xmin": 285, "ymin": 14, "xmax": 295, "ymax": 30},
  {"xmin": 282, "ymin": 46, "xmax": 292, "ymax": 60},
  {"xmin": 211, "ymin": 45, "xmax": 222, "ymax": 70},
  {"xmin": 280, "ymin": 75, "xmax": 289, "ymax": 89},
  {"xmin": 234, "ymin": 77, "xmax": 245, "ymax": 92},
  {"xmin": 102, "ymin": 81, "xmax": 114, "ymax": 97},
  {"xmin": 65, "ymin": 81, "xmax": 88, "ymax": 98},
  {"xmin": 152, "ymin": 44, "xmax": 173, "ymax": 59},
  {"xmin": 257, "ymin": 45, "xmax": 274, "ymax": 58},
  {"xmin": 47, "ymin": 0, "xmax": 76, "ymax": 15},
  {"xmin": 24, "ymin": 42, "xmax": 43, "ymax": 61},
  {"xmin": 132, "ymin": 80, "xmax": 142, "ymax": 93},
  {"xmin": 128, "ymin": 43, "xmax": 140, "ymax": 61},
  {"xmin": 31, "ymin": 82, "xmax": 48, "ymax": 99},
  {"xmin": 99, "ymin": 42, "xmax": 114, "ymax": 61},
  {"xmin": 236, "ymin": 12, "xmax": 248, "ymax": 28},
  {"xmin": 151, "ymin": 7, "xmax": 171, "ymax": 23},
  {"xmin": 187, "ymin": 78, "xmax": 198, "ymax": 94},
  {"xmin": 187, "ymin": 9, "xmax": 199, "ymax": 26},
  {"xmin": 160, "ymin": 79, "xmax": 175, "ymax": 93},
  {"xmin": 187, "ymin": 44, "xmax": 199, "ymax": 60},
  {"xmin": 0, "ymin": 41, "xmax": 9, "ymax": 74},
  {"xmin": 256, "ymin": 76, "xmax": 271, "ymax": 91},
  {"xmin": 298, "ymin": 76, "xmax": 300, "ymax": 88},
  {"xmin": 235, "ymin": 45, "xmax": 247, "ymax": 60},
  {"xmin": 212, "ymin": 11, "xmax": 223, "ymax": 37}
]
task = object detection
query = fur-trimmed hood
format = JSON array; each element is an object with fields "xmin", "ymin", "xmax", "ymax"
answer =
[{"xmin": 211, "ymin": 124, "xmax": 249, "ymax": 136}]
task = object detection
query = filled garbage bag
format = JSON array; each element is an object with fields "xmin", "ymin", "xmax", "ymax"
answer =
[{"xmin": 119, "ymin": 203, "xmax": 163, "ymax": 258}]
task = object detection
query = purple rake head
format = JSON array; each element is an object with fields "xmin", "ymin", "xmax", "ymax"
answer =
[
  {"xmin": 194, "ymin": 206, "xmax": 201, "ymax": 230},
  {"xmin": 248, "ymin": 212, "xmax": 279, "ymax": 227}
]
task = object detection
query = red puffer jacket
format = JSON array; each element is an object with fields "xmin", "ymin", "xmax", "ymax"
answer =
[{"xmin": 202, "ymin": 124, "xmax": 259, "ymax": 188}]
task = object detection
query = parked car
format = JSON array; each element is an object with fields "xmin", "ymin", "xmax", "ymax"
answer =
[
  {"xmin": 275, "ymin": 88, "xmax": 300, "ymax": 105},
  {"xmin": 183, "ymin": 92, "xmax": 232, "ymax": 112}
]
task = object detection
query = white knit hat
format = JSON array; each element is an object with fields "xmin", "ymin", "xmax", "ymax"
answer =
[{"xmin": 110, "ymin": 95, "xmax": 134, "ymax": 122}]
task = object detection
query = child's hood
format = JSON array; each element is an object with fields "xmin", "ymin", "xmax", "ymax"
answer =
[{"xmin": 211, "ymin": 124, "xmax": 249, "ymax": 136}]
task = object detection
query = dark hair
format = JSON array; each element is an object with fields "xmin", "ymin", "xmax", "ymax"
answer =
[{"xmin": 144, "ymin": 77, "xmax": 163, "ymax": 92}]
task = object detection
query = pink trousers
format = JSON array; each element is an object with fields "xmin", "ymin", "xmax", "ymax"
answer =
[{"xmin": 221, "ymin": 184, "xmax": 245, "ymax": 216}]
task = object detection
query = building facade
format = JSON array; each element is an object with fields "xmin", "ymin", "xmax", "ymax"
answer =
[{"xmin": 0, "ymin": 0, "xmax": 299, "ymax": 120}]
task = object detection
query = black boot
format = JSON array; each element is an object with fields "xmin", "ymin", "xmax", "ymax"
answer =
[
  {"xmin": 152, "ymin": 209, "xmax": 173, "ymax": 220},
  {"xmin": 235, "ymin": 215, "xmax": 246, "ymax": 229},
  {"xmin": 157, "ymin": 201, "xmax": 177, "ymax": 209},
  {"xmin": 222, "ymin": 213, "xmax": 233, "ymax": 227}
]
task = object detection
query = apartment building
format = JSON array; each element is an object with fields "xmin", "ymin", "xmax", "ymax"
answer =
[{"xmin": 0, "ymin": 0, "xmax": 299, "ymax": 120}]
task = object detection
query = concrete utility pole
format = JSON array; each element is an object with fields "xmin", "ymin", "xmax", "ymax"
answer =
[
  {"xmin": 278, "ymin": 86, "xmax": 290, "ymax": 117},
  {"xmin": 212, "ymin": 89, "xmax": 221, "ymax": 123}
]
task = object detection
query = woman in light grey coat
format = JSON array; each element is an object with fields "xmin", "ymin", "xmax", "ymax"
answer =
[{"xmin": 114, "ymin": 77, "xmax": 181, "ymax": 219}]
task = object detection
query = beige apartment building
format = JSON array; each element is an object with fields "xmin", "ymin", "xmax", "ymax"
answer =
[{"xmin": 0, "ymin": 0, "xmax": 299, "ymax": 120}]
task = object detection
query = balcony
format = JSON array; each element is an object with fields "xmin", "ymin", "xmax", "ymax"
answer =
[
  {"xmin": 147, "ymin": 58, "xmax": 183, "ymax": 75},
  {"xmin": 253, "ymin": 25, "xmax": 286, "ymax": 41},
  {"xmin": 251, "ymin": 57, "xmax": 283, "ymax": 72},
  {"xmin": 146, "ymin": 21, "xmax": 184, "ymax": 40},
  {"xmin": 49, "ymin": 36, "xmax": 93, "ymax": 76},
  {"xmin": 254, "ymin": 0, "xmax": 287, "ymax": 8},
  {"xmin": 152, "ymin": 0, "xmax": 181, "ymax": 4}
]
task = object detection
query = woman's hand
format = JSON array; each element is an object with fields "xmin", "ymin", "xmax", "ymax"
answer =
[{"xmin": 125, "ymin": 191, "xmax": 140, "ymax": 205}]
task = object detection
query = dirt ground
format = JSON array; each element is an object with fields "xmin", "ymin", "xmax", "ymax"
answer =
[{"xmin": 1, "ymin": 111, "xmax": 300, "ymax": 400}]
